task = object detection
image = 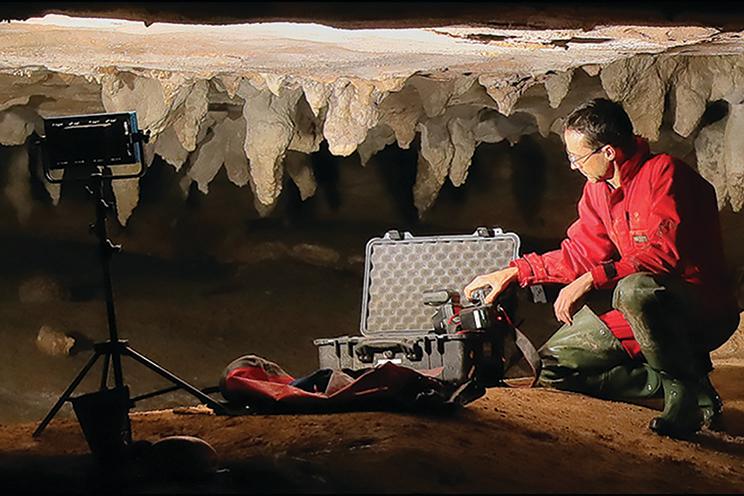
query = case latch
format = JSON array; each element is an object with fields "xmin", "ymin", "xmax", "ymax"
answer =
[
  {"xmin": 355, "ymin": 339, "xmax": 422, "ymax": 363},
  {"xmin": 384, "ymin": 230, "xmax": 403, "ymax": 240},
  {"xmin": 476, "ymin": 227, "xmax": 492, "ymax": 237}
]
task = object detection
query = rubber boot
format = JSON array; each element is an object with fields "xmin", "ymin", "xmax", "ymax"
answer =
[
  {"xmin": 539, "ymin": 297, "xmax": 720, "ymax": 434},
  {"xmin": 612, "ymin": 273, "xmax": 707, "ymax": 438},
  {"xmin": 591, "ymin": 364, "xmax": 720, "ymax": 429},
  {"xmin": 698, "ymin": 375, "xmax": 723, "ymax": 430},
  {"xmin": 649, "ymin": 375, "xmax": 703, "ymax": 438},
  {"xmin": 589, "ymin": 363, "xmax": 661, "ymax": 400}
]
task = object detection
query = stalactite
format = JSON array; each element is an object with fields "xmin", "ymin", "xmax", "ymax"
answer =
[
  {"xmin": 237, "ymin": 80, "xmax": 302, "ymax": 207},
  {"xmin": 2, "ymin": 50, "xmax": 744, "ymax": 220}
]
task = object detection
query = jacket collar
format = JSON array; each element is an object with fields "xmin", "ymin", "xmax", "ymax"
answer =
[{"xmin": 613, "ymin": 136, "xmax": 651, "ymax": 187}]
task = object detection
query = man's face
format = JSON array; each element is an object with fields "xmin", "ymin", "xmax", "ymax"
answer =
[{"xmin": 563, "ymin": 129, "xmax": 613, "ymax": 183}]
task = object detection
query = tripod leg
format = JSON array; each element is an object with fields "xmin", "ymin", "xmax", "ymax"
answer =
[
  {"xmin": 123, "ymin": 346, "xmax": 225, "ymax": 413},
  {"xmin": 33, "ymin": 351, "xmax": 103, "ymax": 438},
  {"xmin": 100, "ymin": 352, "xmax": 110, "ymax": 390}
]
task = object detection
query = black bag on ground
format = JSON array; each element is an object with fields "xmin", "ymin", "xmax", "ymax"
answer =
[{"xmin": 71, "ymin": 386, "xmax": 132, "ymax": 463}]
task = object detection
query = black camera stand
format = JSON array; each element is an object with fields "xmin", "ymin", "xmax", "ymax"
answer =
[{"xmin": 33, "ymin": 172, "xmax": 226, "ymax": 438}]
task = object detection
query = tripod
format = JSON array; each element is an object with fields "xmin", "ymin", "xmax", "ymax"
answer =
[{"xmin": 33, "ymin": 171, "xmax": 226, "ymax": 438}]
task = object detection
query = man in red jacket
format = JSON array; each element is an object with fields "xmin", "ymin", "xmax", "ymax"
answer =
[{"xmin": 465, "ymin": 98, "xmax": 740, "ymax": 438}]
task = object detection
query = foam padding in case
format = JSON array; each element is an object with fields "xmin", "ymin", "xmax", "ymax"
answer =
[{"xmin": 363, "ymin": 231, "xmax": 518, "ymax": 335}]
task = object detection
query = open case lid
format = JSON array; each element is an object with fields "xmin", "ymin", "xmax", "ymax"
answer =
[{"xmin": 360, "ymin": 227, "xmax": 520, "ymax": 337}]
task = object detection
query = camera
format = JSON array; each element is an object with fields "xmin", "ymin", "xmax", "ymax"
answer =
[
  {"xmin": 421, "ymin": 284, "xmax": 542, "ymax": 388},
  {"xmin": 422, "ymin": 286, "xmax": 503, "ymax": 334}
]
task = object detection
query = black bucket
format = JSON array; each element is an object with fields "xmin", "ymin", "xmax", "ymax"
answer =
[{"xmin": 71, "ymin": 386, "xmax": 132, "ymax": 463}]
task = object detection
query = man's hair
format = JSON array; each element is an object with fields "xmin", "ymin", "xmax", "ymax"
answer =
[{"xmin": 564, "ymin": 98, "xmax": 635, "ymax": 151}]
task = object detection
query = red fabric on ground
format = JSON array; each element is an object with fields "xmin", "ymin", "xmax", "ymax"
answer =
[
  {"xmin": 598, "ymin": 309, "xmax": 642, "ymax": 359},
  {"xmin": 227, "ymin": 366, "xmax": 294, "ymax": 385},
  {"xmin": 221, "ymin": 356, "xmax": 458, "ymax": 413}
]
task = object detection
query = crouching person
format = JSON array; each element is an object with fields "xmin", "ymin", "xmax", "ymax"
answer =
[{"xmin": 465, "ymin": 98, "xmax": 740, "ymax": 438}]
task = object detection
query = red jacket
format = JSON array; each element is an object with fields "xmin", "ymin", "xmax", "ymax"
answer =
[{"xmin": 511, "ymin": 137, "xmax": 737, "ymax": 329}]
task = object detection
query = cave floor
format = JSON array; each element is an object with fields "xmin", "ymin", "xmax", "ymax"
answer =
[
  {"xmin": 2, "ymin": 362, "xmax": 744, "ymax": 493},
  {"xmin": 1, "ymin": 231, "xmax": 744, "ymax": 492}
]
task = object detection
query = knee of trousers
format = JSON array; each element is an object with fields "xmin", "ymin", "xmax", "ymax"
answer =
[
  {"xmin": 612, "ymin": 272, "xmax": 662, "ymax": 315},
  {"xmin": 539, "ymin": 306, "xmax": 627, "ymax": 373}
]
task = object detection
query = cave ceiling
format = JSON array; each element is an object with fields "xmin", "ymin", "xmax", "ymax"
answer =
[{"xmin": 2, "ymin": 2, "xmax": 744, "ymax": 223}]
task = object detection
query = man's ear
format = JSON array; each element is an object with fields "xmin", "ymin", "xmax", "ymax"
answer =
[{"xmin": 603, "ymin": 145, "xmax": 617, "ymax": 162}]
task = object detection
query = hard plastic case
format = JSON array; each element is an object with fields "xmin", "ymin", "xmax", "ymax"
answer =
[{"xmin": 314, "ymin": 227, "xmax": 521, "ymax": 385}]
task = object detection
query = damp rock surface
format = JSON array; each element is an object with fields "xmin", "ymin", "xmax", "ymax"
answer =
[{"xmin": 2, "ymin": 16, "xmax": 744, "ymax": 224}]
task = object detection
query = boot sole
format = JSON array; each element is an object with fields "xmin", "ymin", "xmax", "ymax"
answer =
[{"xmin": 649, "ymin": 417, "xmax": 703, "ymax": 439}]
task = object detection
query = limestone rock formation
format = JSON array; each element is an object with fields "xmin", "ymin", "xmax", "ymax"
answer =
[
  {"xmin": 2, "ymin": 17, "xmax": 744, "ymax": 219},
  {"xmin": 101, "ymin": 72, "xmax": 179, "ymax": 136},
  {"xmin": 544, "ymin": 70, "xmax": 574, "ymax": 109},
  {"xmin": 358, "ymin": 124, "xmax": 396, "ymax": 167},
  {"xmin": 696, "ymin": 103, "xmax": 744, "ymax": 213},
  {"xmin": 153, "ymin": 126, "xmax": 190, "ymax": 171},
  {"xmin": 35, "ymin": 325, "xmax": 75, "ymax": 357},
  {"xmin": 323, "ymin": 79, "xmax": 381, "ymax": 157},
  {"xmin": 0, "ymin": 107, "xmax": 36, "ymax": 146},
  {"xmin": 188, "ymin": 112, "xmax": 230, "ymax": 194},
  {"xmin": 723, "ymin": 103, "xmax": 744, "ymax": 211},
  {"xmin": 695, "ymin": 119, "xmax": 727, "ymax": 210},
  {"xmin": 600, "ymin": 55, "xmax": 679, "ymax": 142},
  {"xmin": 111, "ymin": 163, "xmax": 142, "ymax": 225},
  {"xmin": 237, "ymin": 80, "xmax": 302, "ymax": 207},
  {"xmin": 284, "ymin": 151, "xmax": 317, "ymax": 200},
  {"xmin": 480, "ymin": 74, "xmax": 542, "ymax": 117}
]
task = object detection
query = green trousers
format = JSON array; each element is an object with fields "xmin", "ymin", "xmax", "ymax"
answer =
[
  {"xmin": 539, "ymin": 305, "xmax": 662, "ymax": 399},
  {"xmin": 539, "ymin": 273, "xmax": 737, "ymax": 407}
]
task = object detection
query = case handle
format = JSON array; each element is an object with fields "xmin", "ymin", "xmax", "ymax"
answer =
[
  {"xmin": 474, "ymin": 227, "xmax": 504, "ymax": 237},
  {"xmin": 355, "ymin": 338, "xmax": 422, "ymax": 363},
  {"xmin": 476, "ymin": 227, "xmax": 493, "ymax": 237}
]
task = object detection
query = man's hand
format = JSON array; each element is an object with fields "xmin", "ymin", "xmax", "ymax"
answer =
[
  {"xmin": 463, "ymin": 267, "xmax": 519, "ymax": 304},
  {"xmin": 554, "ymin": 271, "xmax": 594, "ymax": 325}
]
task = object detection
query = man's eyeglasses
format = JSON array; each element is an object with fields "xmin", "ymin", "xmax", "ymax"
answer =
[{"xmin": 567, "ymin": 145, "xmax": 605, "ymax": 167}]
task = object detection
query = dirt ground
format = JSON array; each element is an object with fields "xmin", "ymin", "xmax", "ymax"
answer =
[
  {"xmin": 1, "ymin": 222, "xmax": 744, "ymax": 493},
  {"xmin": 2, "ymin": 360, "xmax": 744, "ymax": 493}
]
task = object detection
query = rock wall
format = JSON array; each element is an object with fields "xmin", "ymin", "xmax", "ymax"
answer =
[
  {"xmin": 2, "ymin": 52, "xmax": 744, "ymax": 303},
  {"xmin": 2, "ymin": 53, "xmax": 744, "ymax": 231}
]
